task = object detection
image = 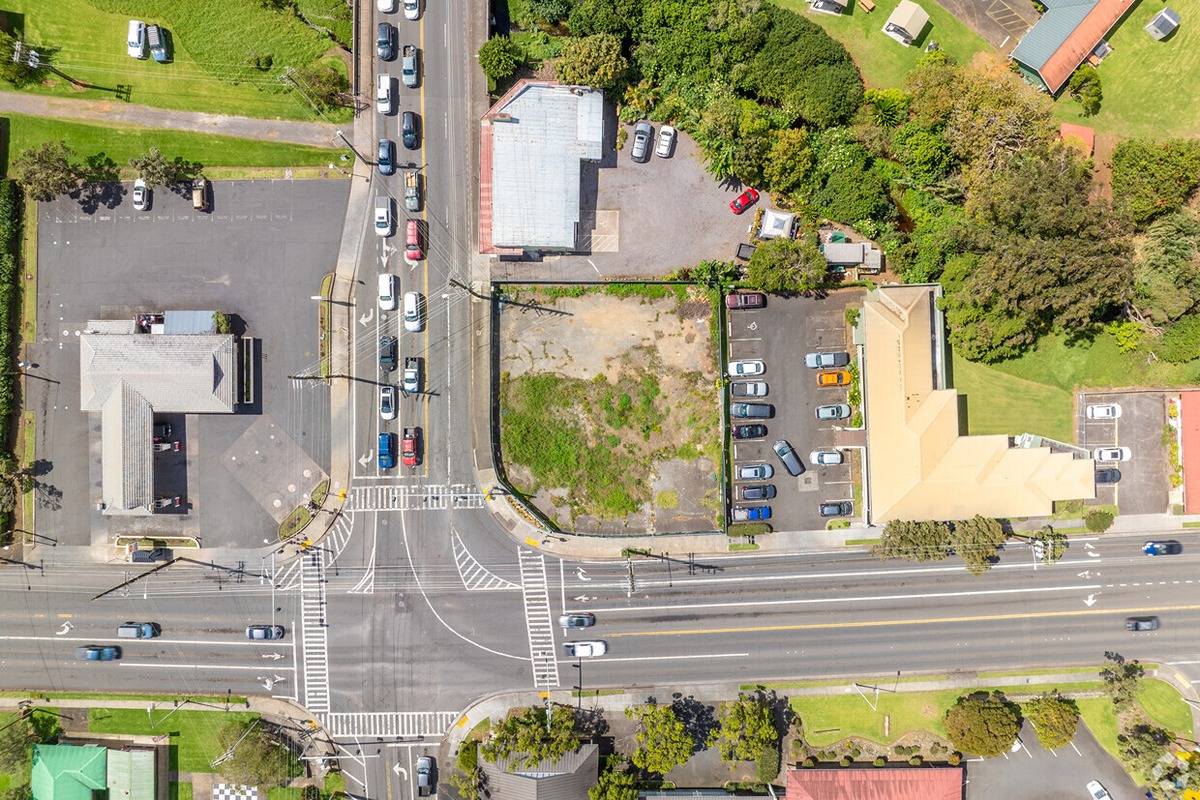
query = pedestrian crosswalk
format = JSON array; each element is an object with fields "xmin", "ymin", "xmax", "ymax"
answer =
[
  {"xmin": 350, "ymin": 483, "xmax": 485, "ymax": 512},
  {"xmin": 453, "ymin": 530, "xmax": 519, "ymax": 591},
  {"xmin": 323, "ymin": 711, "xmax": 460, "ymax": 739},
  {"xmin": 274, "ymin": 512, "xmax": 354, "ymax": 592},
  {"xmin": 300, "ymin": 551, "xmax": 331, "ymax": 713},
  {"xmin": 517, "ymin": 548, "xmax": 560, "ymax": 688}
]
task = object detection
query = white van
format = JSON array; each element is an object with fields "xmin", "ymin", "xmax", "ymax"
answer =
[
  {"xmin": 127, "ymin": 20, "xmax": 146, "ymax": 59},
  {"xmin": 376, "ymin": 74, "xmax": 395, "ymax": 115},
  {"xmin": 403, "ymin": 291, "xmax": 423, "ymax": 332},
  {"xmin": 379, "ymin": 274, "xmax": 398, "ymax": 311},
  {"xmin": 374, "ymin": 196, "xmax": 393, "ymax": 237}
]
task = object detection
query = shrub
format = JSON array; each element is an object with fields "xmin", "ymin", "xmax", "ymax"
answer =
[
  {"xmin": 1155, "ymin": 313, "xmax": 1200, "ymax": 362},
  {"xmin": 837, "ymin": 756, "xmax": 851, "ymax": 767},
  {"xmin": 1084, "ymin": 509, "xmax": 1114, "ymax": 533},
  {"xmin": 873, "ymin": 756, "xmax": 886, "ymax": 767},
  {"xmin": 1067, "ymin": 66, "xmax": 1102, "ymax": 116},
  {"xmin": 907, "ymin": 755, "xmax": 922, "ymax": 766},
  {"xmin": 801, "ymin": 756, "xmax": 816, "ymax": 768},
  {"xmin": 1112, "ymin": 139, "xmax": 1200, "ymax": 227},
  {"xmin": 0, "ymin": 181, "xmax": 20, "ymax": 440},
  {"xmin": 755, "ymin": 745, "xmax": 781, "ymax": 782},
  {"xmin": 947, "ymin": 753, "xmax": 961, "ymax": 766}
]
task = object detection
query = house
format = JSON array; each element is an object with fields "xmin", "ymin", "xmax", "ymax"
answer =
[
  {"xmin": 758, "ymin": 209, "xmax": 796, "ymax": 239},
  {"xmin": 861, "ymin": 285, "xmax": 1095, "ymax": 523},
  {"xmin": 822, "ymin": 241, "xmax": 883, "ymax": 273},
  {"xmin": 479, "ymin": 80, "xmax": 605, "ymax": 254},
  {"xmin": 479, "ymin": 744, "xmax": 598, "ymax": 800},
  {"xmin": 32, "ymin": 744, "xmax": 156, "ymax": 800},
  {"xmin": 787, "ymin": 766, "xmax": 965, "ymax": 800},
  {"xmin": 882, "ymin": 0, "xmax": 930, "ymax": 45},
  {"xmin": 808, "ymin": 0, "xmax": 848, "ymax": 16},
  {"xmin": 1145, "ymin": 6, "xmax": 1180, "ymax": 39},
  {"xmin": 1009, "ymin": 0, "xmax": 1136, "ymax": 94}
]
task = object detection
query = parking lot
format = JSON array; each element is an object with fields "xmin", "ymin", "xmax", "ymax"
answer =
[
  {"xmin": 726, "ymin": 291, "xmax": 861, "ymax": 532},
  {"xmin": 1077, "ymin": 391, "xmax": 1169, "ymax": 514},
  {"xmin": 30, "ymin": 179, "xmax": 349, "ymax": 551}
]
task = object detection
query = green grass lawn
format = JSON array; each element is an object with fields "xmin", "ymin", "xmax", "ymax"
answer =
[
  {"xmin": 170, "ymin": 784, "xmax": 194, "ymax": 800},
  {"xmin": 1053, "ymin": 0, "xmax": 1200, "ymax": 138},
  {"xmin": 951, "ymin": 350, "xmax": 1075, "ymax": 442},
  {"xmin": 1077, "ymin": 697, "xmax": 1121, "ymax": 761},
  {"xmin": 88, "ymin": 708, "xmax": 260, "ymax": 772},
  {"xmin": 5, "ymin": 0, "xmax": 349, "ymax": 121},
  {"xmin": 770, "ymin": 0, "xmax": 992, "ymax": 88},
  {"xmin": 1136, "ymin": 678, "xmax": 1195, "ymax": 736},
  {"xmin": 2, "ymin": 113, "xmax": 348, "ymax": 175}
]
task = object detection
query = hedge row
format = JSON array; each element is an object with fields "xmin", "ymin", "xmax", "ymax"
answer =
[{"xmin": 0, "ymin": 180, "xmax": 19, "ymax": 440}]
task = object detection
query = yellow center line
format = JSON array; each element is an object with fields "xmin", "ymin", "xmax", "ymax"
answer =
[{"xmin": 602, "ymin": 604, "xmax": 1200, "ymax": 638}]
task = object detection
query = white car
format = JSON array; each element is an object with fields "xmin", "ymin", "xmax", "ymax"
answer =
[
  {"xmin": 1086, "ymin": 404, "xmax": 1121, "ymax": 420},
  {"xmin": 379, "ymin": 385, "xmax": 396, "ymax": 420},
  {"xmin": 374, "ymin": 197, "xmax": 393, "ymax": 237},
  {"xmin": 655, "ymin": 125, "xmax": 676, "ymax": 158},
  {"xmin": 563, "ymin": 640, "xmax": 606, "ymax": 658},
  {"xmin": 809, "ymin": 449, "xmax": 844, "ymax": 466},
  {"xmin": 403, "ymin": 0, "xmax": 420, "ymax": 19},
  {"xmin": 127, "ymin": 20, "xmax": 146, "ymax": 59},
  {"xmin": 131, "ymin": 179, "xmax": 149, "ymax": 211},
  {"xmin": 728, "ymin": 360, "xmax": 765, "ymax": 377},
  {"xmin": 403, "ymin": 291, "xmax": 423, "ymax": 333},
  {"xmin": 1085, "ymin": 781, "xmax": 1111, "ymax": 800},
  {"xmin": 737, "ymin": 463, "xmax": 774, "ymax": 480},
  {"xmin": 1092, "ymin": 446, "xmax": 1131, "ymax": 462},
  {"xmin": 377, "ymin": 0, "xmax": 397, "ymax": 11},
  {"xmin": 376, "ymin": 74, "xmax": 395, "ymax": 115}
]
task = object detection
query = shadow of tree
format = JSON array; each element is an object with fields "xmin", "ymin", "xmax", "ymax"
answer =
[
  {"xmin": 72, "ymin": 152, "xmax": 124, "ymax": 213},
  {"xmin": 671, "ymin": 693, "xmax": 718, "ymax": 754}
]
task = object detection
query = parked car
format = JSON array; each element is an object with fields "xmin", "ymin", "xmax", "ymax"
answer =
[
  {"xmin": 378, "ymin": 432, "xmax": 396, "ymax": 469},
  {"xmin": 378, "ymin": 0, "xmax": 397, "ymax": 12},
  {"xmin": 725, "ymin": 291, "xmax": 766, "ymax": 310},
  {"xmin": 631, "ymin": 121, "xmax": 653, "ymax": 162},
  {"xmin": 772, "ymin": 440, "xmax": 804, "ymax": 476},
  {"xmin": 729, "ymin": 187, "xmax": 760, "ymax": 215},
  {"xmin": 403, "ymin": 291, "xmax": 424, "ymax": 332},
  {"xmin": 732, "ymin": 424, "xmax": 767, "ymax": 440},
  {"xmin": 1085, "ymin": 403, "xmax": 1121, "ymax": 420},
  {"xmin": 153, "ymin": 421, "xmax": 173, "ymax": 439},
  {"xmin": 401, "ymin": 111, "xmax": 418, "ymax": 149},
  {"xmin": 377, "ymin": 22, "xmax": 397, "ymax": 60},
  {"xmin": 403, "ymin": 357, "xmax": 421, "ymax": 394},
  {"xmin": 731, "ymin": 381, "xmax": 767, "ymax": 398},
  {"xmin": 1143, "ymin": 540, "xmax": 1182, "ymax": 556},
  {"xmin": 377, "ymin": 138, "xmax": 396, "ymax": 176},
  {"xmin": 402, "ymin": 427, "xmax": 420, "ymax": 468},
  {"xmin": 132, "ymin": 179, "xmax": 150, "ymax": 211},
  {"xmin": 191, "ymin": 177, "xmax": 210, "ymax": 212},
  {"xmin": 816, "ymin": 369, "xmax": 851, "ymax": 388},
  {"xmin": 379, "ymin": 385, "xmax": 396, "ymax": 420},
  {"xmin": 76, "ymin": 645, "xmax": 121, "ymax": 661},
  {"xmin": 739, "ymin": 484, "xmax": 776, "ymax": 500},
  {"xmin": 1125, "ymin": 616, "xmax": 1159, "ymax": 631},
  {"xmin": 415, "ymin": 757, "xmax": 434, "ymax": 797},
  {"xmin": 737, "ymin": 463, "xmax": 773, "ymax": 480},
  {"xmin": 1095, "ymin": 468, "xmax": 1121, "ymax": 485},
  {"xmin": 1085, "ymin": 781, "xmax": 1111, "ymax": 800},
  {"xmin": 809, "ymin": 449, "xmax": 844, "ymax": 466},
  {"xmin": 147, "ymin": 24, "xmax": 168, "ymax": 62},
  {"xmin": 401, "ymin": 44, "xmax": 418, "ymax": 88},
  {"xmin": 731, "ymin": 505, "xmax": 771, "ymax": 521},
  {"xmin": 403, "ymin": 0, "xmax": 420, "ymax": 20},
  {"xmin": 405, "ymin": 219, "xmax": 423, "ymax": 263},
  {"xmin": 559, "ymin": 613, "xmax": 595, "ymax": 628},
  {"xmin": 375, "ymin": 196, "xmax": 394, "ymax": 237},
  {"xmin": 379, "ymin": 335, "xmax": 397, "ymax": 371},
  {"xmin": 246, "ymin": 625, "xmax": 285, "ymax": 640},
  {"xmin": 655, "ymin": 125, "xmax": 676, "ymax": 158},
  {"xmin": 376, "ymin": 74, "xmax": 395, "ymax": 115},
  {"xmin": 131, "ymin": 547, "xmax": 172, "ymax": 562},
  {"xmin": 819, "ymin": 501, "xmax": 853, "ymax": 517},
  {"xmin": 563, "ymin": 640, "xmax": 607, "ymax": 658},
  {"xmin": 816, "ymin": 403, "xmax": 852, "ymax": 421},
  {"xmin": 805, "ymin": 351, "xmax": 851, "ymax": 369},
  {"xmin": 728, "ymin": 359, "xmax": 765, "ymax": 377},
  {"xmin": 1092, "ymin": 446, "xmax": 1131, "ymax": 462},
  {"xmin": 731, "ymin": 402, "xmax": 773, "ymax": 419},
  {"xmin": 127, "ymin": 20, "xmax": 147, "ymax": 59}
]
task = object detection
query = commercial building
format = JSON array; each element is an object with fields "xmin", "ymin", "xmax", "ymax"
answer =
[
  {"xmin": 1010, "ymin": 0, "xmax": 1136, "ymax": 94},
  {"xmin": 787, "ymin": 765, "xmax": 965, "ymax": 800},
  {"xmin": 479, "ymin": 744, "xmax": 598, "ymax": 800}
]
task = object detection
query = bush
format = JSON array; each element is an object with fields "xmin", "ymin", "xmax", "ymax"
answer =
[
  {"xmin": 947, "ymin": 753, "xmax": 961, "ymax": 765},
  {"xmin": 943, "ymin": 692, "xmax": 1021, "ymax": 757},
  {"xmin": 755, "ymin": 745, "xmax": 781, "ymax": 782},
  {"xmin": 837, "ymin": 756, "xmax": 852, "ymax": 767},
  {"xmin": 0, "ymin": 181, "xmax": 20, "ymax": 440},
  {"xmin": 1067, "ymin": 66, "xmax": 1102, "ymax": 116},
  {"xmin": 1155, "ymin": 313, "xmax": 1200, "ymax": 362},
  {"xmin": 907, "ymin": 755, "xmax": 922, "ymax": 766},
  {"xmin": 801, "ymin": 756, "xmax": 816, "ymax": 768},
  {"xmin": 1084, "ymin": 509, "xmax": 1114, "ymax": 533},
  {"xmin": 873, "ymin": 756, "xmax": 886, "ymax": 767},
  {"xmin": 1112, "ymin": 139, "xmax": 1200, "ymax": 227}
]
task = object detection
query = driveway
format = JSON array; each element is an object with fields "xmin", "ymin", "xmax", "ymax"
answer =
[
  {"xmin": 937, "ymin": 0, "xmax": 1040, "ymax": 49},
  {"xmin": 1077, "ymin": 391, "xmax": 1169, "ymax": 514},
  {"xmin": 29, "ymin": 179, "xmax": 349, "ymax": 552}
]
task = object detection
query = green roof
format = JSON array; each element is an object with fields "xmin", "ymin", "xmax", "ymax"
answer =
[
  {"xmin": 106, "ymin": 749, "xmax": 155, "ymax": 800},
  {"xmin": 31, "ymin": 745, "xmax": 108, "ymax": 800}
]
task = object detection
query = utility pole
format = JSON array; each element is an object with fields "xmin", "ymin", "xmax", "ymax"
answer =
[
  {"xmin": 626, "ymin": 558, "xmax": 635, "ymax": 597},
  {"xmin": 211, "ymin": 718, "xmax": 260, "ymax": 767}
]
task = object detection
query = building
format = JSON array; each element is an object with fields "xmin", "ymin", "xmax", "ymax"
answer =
[
  {"xmin": 479, "ymin": 744, "xmax": 598, "ymax": 800},
  {"xmin": 1145, "ymin": 7, "xmax": 1180, "ymax": 39},
  {"xmin": 1010, "ymin": 0, "xmax": 1136, "ymax": 94},
  {"xmin": 822, "ymin": 241, "xmax": 883, "ymax": 273},
  {"xmin": 80, "ymin": 312, "xmax": 236, "ymax": 515},
  {"xmin": 787, "ymin": 766, "xmax": 965, "ymax": 800},
  {"xmin": 32, "ymin": 744, "xmax": 156, "ymax": 800},
  {"xmin": 882, "ymin": 0, "xmax": 930, "ymax": 45},
  {"xmin": 480, "ymin": 80, "xmax": 605, "ymax": 254},
  {"xmin": 861, "ymin": 285, "xmax": 1095, "ymax": 523}
]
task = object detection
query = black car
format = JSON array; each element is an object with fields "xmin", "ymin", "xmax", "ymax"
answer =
[
  {"xmin": 153, "ymin": 421, "xmax": 173, "ymax": 439},
  {"xmin": 131, "ymin": 547, "xmax": 172, "ymax": 563},
  {"xmin": 379, "ymin": 335, "xmax": 397, "ymax": 371},
  {"xmin": 377, "ymin": 22, "xmax": 397, "ymax": 60},
  {"xmin": 732, "ymin": 424, "xmax": 767, "ymax": 439},
  {"xmin": 401, "ymin": 111, "xmax": 418, "ymax": 150},
  {"xmin": 1125, "ymin": 616, "xmax": 1159, "ymax": 631},
  {"xmin": 377, "ymin": 138, "xmax": 395, "ymax": 176},
  {"xmin": 739, "ymin": 484, "xmax": 776, "ymax": 500},
  {"xmin": 1096, "ymin": 468, "xmax": 1121, "ymax": 485},
  {"xmin": 819, "ymin": 501, "xmax": 852, "ymax": 518}
]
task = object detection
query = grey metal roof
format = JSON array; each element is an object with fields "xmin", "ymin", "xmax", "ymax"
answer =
[
  {"xmin": 106, "ymin": 749, "xmax": 155, "ymax": 800},
  {"xmin": 101, "ymin": 383, "xmax": 154, "ymax": 514},
  {"xmin": 1146, "ymin": 6, "xmax": 1180, "ymax": 37},
  {"xmin": 489, "ymin": 84, "xmax": 604, "ymax": 250},
  {"xmin": 1011, "ymin": 0, "xmax": 1098, "ymax": 70},
  {"xmin": 480, "ymin": 745, "xmax": 597, "ymax": 800},
  {"xmin": 80, "ymin": 334, "xmax": 235, "ymax": 413},
  {"xmin": 87, "ymin": 319, "xmax": 138, "ymax": 334},
  {"xmin": 163, "ymin": 310, "xmax": 217, "ymax": 335}
]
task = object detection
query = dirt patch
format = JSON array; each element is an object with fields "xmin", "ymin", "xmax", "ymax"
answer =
[{"xmin": 498, "ymin": 287, "xmax": 722, "ymax": 533}]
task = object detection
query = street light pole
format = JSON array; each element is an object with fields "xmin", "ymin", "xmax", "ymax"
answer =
[{"xmin": 335, "ymin": 130, "xmax": 370, "ymax": 165}]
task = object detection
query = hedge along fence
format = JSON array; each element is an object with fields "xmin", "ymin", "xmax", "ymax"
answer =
[{"xmin": 0, "ymin": 180, "xmax": 21, "ymax": 537}]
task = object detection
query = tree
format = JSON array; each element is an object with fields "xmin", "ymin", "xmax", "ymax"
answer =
[
  {"xmin": 129, "ymin": 147, "xmax": 174, "ymax": 189},
  {"xmin": 555, "ymin": 34, "xmax": 627, "ymax": 90},
  {"xmin": 0, "ymin": 783, "xmax": 31, "ymax": 800},
  {"xmin": 943, "ymin": 692, "xmax": 1021, "ymax": 757},
  {"xmin": 1118, "ymin": 723, "xmax": 1172, "ymax": 774},
  {"xmin": 951, "ymin": 515, "xmax": 1007, "ymax": 575},
  {"xmin": 1132, "ymin": 211, "xmax": 1200, "ymax": 324},
  {"xmin": 626, "ymin": 703, "xmax": 695, "ymax": 775},
  {"xmin": 481, "ymin": 705, "xmax": 579, "ymax": 767},
  {"xmin": 1111, "ymin": 139, "xmax": 1200, "ymax": 227},
  {"xmin": 478, "ymin": 36, "xmax": 523, "ymax": 85},
  {"xmin": 621, "ymin": 79, "xmax": 659, "ymax": 119},
  {"xmin": 1099, "ymin": 651, "xmax": 1144, "ymax": 709},
  {"xmin": 872, "ymin": 519, "xmax": 952, "ymax": 562},
  {"xmin": 11, "ymin": 141, "xmax": 79, "ymax": 202},
  {"xmin": 713, "ymin": 693, "xmax": 778, "ymax": 763},
  {"xmin": 1030, "ymin": 525, "xmax": 1067, "ymax": 564},
  {"xmin": 679, "ymin": 259, "xmax": 740, "ymax": 290},
  {"xmin": 1155, "ymin": 313, "xmax": 1200, "ymax": 362},
  {"xmin": 862, "ymin": 88, "xmax": 910, "ymax": 128},
  {"xmin": 1023, "ymin": 692, "xmax": 1079, "ymax": 750},
  {"xmin": 892, "ymin": 122, "xmax": 954, "ymax": 185},
  {"xmin": 745, "ymin": 237, "xmax": 827, "ymax": 295},
  {"xmin": 1067, "ymin": 66, "xmax": 1102, "ymax": 116},
  {"xmin": 216, "ymin": 721, "xmax": 295, "ymax": 788},
  {"xmin": 567, "ymin": 0, "xmax": 634, "ymax": 37},
  {"xmin": 529, "ymin": 0, "xmax": 573, "ymax": 23},
  {"xmin": 292, "ymin": 63, "xmax": 349, "ymax": 110},
  {"xmin": 588, "ymin": 759, "xmax": 638, "ymax": 800},
  {"xmin": 0, "ymin": 716, "xmax": 35, "ymax": 772},
  {"xmin": 1084, "ymin": 509, "xmax": 1113, "ymax": 532},
  {"xmin": 763, "ymin": 128, "xmax": 815, "ymax": 199}
]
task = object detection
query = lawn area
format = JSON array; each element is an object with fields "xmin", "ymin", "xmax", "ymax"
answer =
[
  {"xmin": 2, "ymin": 113, "xmax": 348, "ymax": 175},
  {"xmin": 5, "ymin": 0, "xmax": 349, "ymax": 121},
  {"xmin": 951, "ymin": 350, "xmax": 1075, "ymax": 442},
  {"xmin": 170, "ymin": 784, "xmax": 194, "ymax": 800},
  {"xmin": 88, "ymin": 708, "xmax": 259, "ymax": 772},
  {"xmin": 1078, "ymin": 697, "xmax": 1121, "ymax": 762},
  {"xmin": 1052, "ymin": 0, "xmax": 1200, "ymax": 138},
  {"xmin": 1137, "ymin": 678, "xmax": 1195, "ymax": 737},
  {"xmin": 770, "ymin": 0, "xmax": 992, "ymax": 88}
]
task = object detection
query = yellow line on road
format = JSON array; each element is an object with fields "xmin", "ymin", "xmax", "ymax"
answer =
[{"xmin": 603, "ymin": 604, "xmax": 1200, "ymax": 638}]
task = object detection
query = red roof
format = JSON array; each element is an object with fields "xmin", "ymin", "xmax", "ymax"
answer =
[
  {"xmin": 1058, "ymin": 123, "xmax": 1095, "ymax": 156},
  {"xmin": 1180, "ymin": 393, "xmax": 1200, "ymax": 514},
  {"xmin": 786, "ymin": 767, "xmax": 964, "ymax": 800},
  {"xmin": 1039, "ymin": 0, "xmax": 1135, "ymax": 94}
]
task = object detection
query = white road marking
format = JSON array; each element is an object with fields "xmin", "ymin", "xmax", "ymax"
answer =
[
  {"xmin": 518, "ymin": 548, "xmax": 560, "ymax": 688},
  {"xmin": 325, "ymin": 711, "xmax": 458, "ymax": 739},
  {"xmin": 567, "ymin": 652, "xmax": 749, "ymax": 664},
  {"xmin": 300, "ymin": 550, "xmax": 332, "ymax": 713},
  {"xmin": 120, "ymin": 663, "xmax": 297, "ymax": 670},
  {"xmin": 0, "ymin": 635, "xmax": 295, "ymax": 647},
  {"xmin": 451, "ymin": 529, "xmax": 519, "ymax": 591}
]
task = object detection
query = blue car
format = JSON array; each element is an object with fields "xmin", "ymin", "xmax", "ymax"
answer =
[
  {"xmin": 377, "ymin": 138, "xmax": 396, "ymax": 176},
  {"xmin": 1143, "ymin": 540, "xmax": 1182, "ymax": 556},
  {"xmin": 378, "ymin": 432, "xmax": 396, "ymax": 470},
  {"xmin": 732, "ymin": 505, "xmax": 770, "ymax": 521},
  {"xmin": 76, "ymin": 645, "xmax": 121, "ymax": 661}
]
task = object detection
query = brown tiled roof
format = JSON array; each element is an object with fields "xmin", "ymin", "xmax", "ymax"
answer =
[
  {"xmin": 1058, "ymin": 123, "xmax": 1095, "ymax": 156},
  {"xmin": 1039, "ymin": 0, "xmax": 1135, "ymax": 93},
  {"xmin": 786, "ymin": 767, "xmax": 965, "ymax": 800}
]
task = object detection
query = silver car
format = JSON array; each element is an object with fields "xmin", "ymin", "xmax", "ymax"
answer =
[
  {"xmin": 816, "ymin": 403, "xmax": 852, "ymax": 421},
  {"xmin": 731, "ymin": 381, "xmax": 767, "ymax": 398},
  {"xmin": 805, "ymin": 351, "xmax": 850, "ymax": 369},
  {"xmin": 809, "ymin": 449, "xmax": 844, "ymax": 466},
  {"xmin": 773, "ymin": 440, "xmax": 804, "ymax": 476},
  {"xmin": 631, "ymin": 121, "xmax": 652, "ymax": 163},
  {"xmin": 737, "ymin": 463, "xmax": 774, "ymax": 480},
  {"xmin": 379, "ymin": 385, "xmax": 396, "ymax": 420}
]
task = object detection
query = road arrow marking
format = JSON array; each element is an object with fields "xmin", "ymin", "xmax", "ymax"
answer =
[
  {"xmin": 358, "ymin": 451, "xmax": 373, "ymax": 467},
  {"xmin": 359, "ymin": 308, "xmax": 374, "ymax": 326},
  {"xmin": 393, "ymin": 765, "xmax": 407, "ymax": 779},
  {"xmin": 1087, "ymin": 551, "xmax": 1100, "ymax": 558},
  {"xmin": 573, "ymin": 595, "xmax": 593, "ymax": 602},
  {"xmin": 1084, "ymin": 593, "xmax": 1099, "ymax": 607},
  {"xmin": 576, "ymin": 568, "xmax": 590, "ymax": 581},
  {"xmin": 55, "ymin": 621, "xmax": 73, "ymax": 636},
  {"xmin": 261, "ymin": 652, "xmax": 284, "ymax": 661}
]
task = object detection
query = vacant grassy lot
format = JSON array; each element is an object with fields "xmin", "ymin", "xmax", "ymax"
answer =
[
  {"xmin": 2, "ymin": 114, "xmax": 347, "ymax": 174},
  {"xmin": 951, "ymin": 352, "xmax": 1075, "ymax": 442},
  {"xmin": 499, "ymin": 286, "xmax": 722, "ymax": 532},
  {"xmin": 1053, "ymin": 0, "xmax": 1200, "ymax": 138},
  {"xmin": 5, "ymin": 0, "xmax": 348, "ymax": 121},
  {"xmin": 771, "ymin": 0, "xmax": 991, "ymax": 88},
  {"xmin": 89, "ymin": 708, "xmax": 260, "ymax": 772}
]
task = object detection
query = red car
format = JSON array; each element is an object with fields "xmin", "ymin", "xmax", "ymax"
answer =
[
  {"xmin": 402, "ymin": 427, "xmax": 420, "ymax": 468},
  {"xmin": 729, "ymin": 187, "xmax": 760, "ymax": 215},
  {"xmin": 725, "ymin": 292, "xmax": 766, "ymax": 310},
  {"xmin": 405, "ymin": 219, "xmax": 423, "ymax": 262}
]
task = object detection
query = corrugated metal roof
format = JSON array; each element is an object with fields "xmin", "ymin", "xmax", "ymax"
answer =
[
  {"xmin": 885, "ymin": 0, "xmax": 930, "ymax": 36},
  {"xmin": 1011, "ymin": 0, "xmax": 1135, "ymax": 92},
  {"xmin": 101, "ymin": 383, "xmax": 154, "ymax": 513},
  {"xmin": 106, "ymin": 749, "xmax": 154, "ymax": 800},
  {"xmin": 787, "ymin": 766, "xmax": 965, "ymax": 800},
  {"xmin": 163, "ymin": 310, "xmax": 217, "ymax": 335},
  {"xmin": 80, "ymin": 334, "xmax": 235, "ymax": 413},
  {"xmin": 32, "ymin": 744, "xmax": 108, "ymax": 800},
  {"xmin": 480, "ymin": 745, "xmax": 597, "ymax": 800},
  {"xmin": 1011, "ymin": 0, "xmax": 1097, "ymax": 70}
]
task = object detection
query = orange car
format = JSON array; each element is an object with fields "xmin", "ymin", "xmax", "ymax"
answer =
[{"xmin": 816, "ymin": 369, "xmax": 851, "ymax": 388}]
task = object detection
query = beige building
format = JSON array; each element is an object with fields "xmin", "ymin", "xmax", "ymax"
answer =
[{"xmin": 862, "ymin": 285, "xmax": 1094, "ymax": 523}]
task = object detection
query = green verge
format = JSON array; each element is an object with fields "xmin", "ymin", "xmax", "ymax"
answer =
[
  {"xmin": 2, "ymin": 114, "xmax": 346, "ymax": 176},
  {"xmin": 0, "ymin": 691, "xmax": 247, "ymax": 703},
  {"xmin": 88, "ymin": 708, "xmax": 259, "ymax": 772},
  {"xmin": 844, "ymin": 537, "xmax": 880, "ymax": 546},
  {"xmin": 1136, "ymin": 678, "xmax": 1194, "ymax": 736},
  {"xmin": 5, "ymin": 0, "xmax": 349, "ymax": 121},
  {"xmin": 170, "ymin": 783, "xmax": 194, "ymax": 800}
]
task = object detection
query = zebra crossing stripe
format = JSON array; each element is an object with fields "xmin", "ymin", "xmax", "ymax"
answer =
[
  {"xmin": 300, "ymin": 552, "xmax": 331, "ymax": 713},
  {"xmin": 322, "ymin": 711, "xmax": 460, "ymax": 739},
  {"xmin": 452, "ymin": 531, "xmax": 520, "ymax": 591},
  {"xmin": 517, "ymin": 549, "xmax": 560, "ymax": 689},
  {"xmin": 349, "ymin": 484, "xmax": 486, "ymax": 512}
]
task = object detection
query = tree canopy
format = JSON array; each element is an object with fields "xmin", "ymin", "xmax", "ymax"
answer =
[
  {"xmin": 481, "ymin": 705, "xmax": 580, "ymax": 767},
  {"xmin": 1023, "ymin": 692, "xmax": 1079, "ymax": 750},
  {"xmin": 952, "ymin": 515, "xmax": 1007, "ymax": 575},
  {"xmin": 745, "ymin": 237, "xmax": 827, "ymax": 295},
  {"xmin": 12, "ymin": 141, "xmax": 79, "ymax": 202},
  {"xmin": 1100, "ymin": 651, "xmax": 1144, "ymax": 709},
  {"xmin": 626, "ymin": 704, "xmax": 695, "ymax": 775},
  {"xmin": 479, "ymin": 36, "xmax": 523, "ymax": 84},
  {"xmin": 215, "ymin": 721, "xmax": 295, "ymax": 788},
  {"xmin": 713, "ymin": 693, "xmax": 778, "ymax": 762},
  {"xmin": 943, "ymin": 692, "xmax": 1022, "ymax": 757},
  {"xmin": 872, "ymin": 520, "xmax": 953, "ymax": 562},
  {"xmin": 1112, "ymin": 139, "xmax": 1200, "ymax": 228},
  {"xmin": 556, "ymin": 34, "xmax": 628, "ymax": 89}
]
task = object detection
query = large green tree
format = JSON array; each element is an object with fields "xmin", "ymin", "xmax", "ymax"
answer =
[
  {"xmin": 481, "ymin": 705, "xmax": 579, "ymax": 768},
  {"xmin": 952, "ymin": 515, "xmax": 1007, "ymax": 575},
  {"xmin": 588, "ymin": 760, "xmax": 638, "ymax": 800},
  {"xmin": 478, "ymin": 36, "xmax": 523, "ymax": 85},
  {"xmin": 713, "ymin": 693, "xmax": 778, "ymax": 762},
  {"xmin": 763, "ymin": 128, "xmax": 815, "ymax": 199},
  {"xmin": 0, "ymin": 30, "xmax": 46, "ymax": 88},
  {"xmin": 626, "ymin": 704, "xmax": 695, "ymax": 775},
  {"xmin": 1132, "ymin": 211, "xmax": 1200, "ymax": 324},
  {"xmin": 555, "ymin": 34, "xmax": 627, "ymax": 90},
  {"xmin": 1100, "ymin": 652, "xmax": 1144, "ymax": 709},
  {"xmin": 1023, "ymin": 692, "xmax": 1079, "ymax": 750},
  {"xmin": 11, "ymin": 141, "xmax": 79, "ymax": 202},
  {"xmin": 292, "ymin": 63, "xmax": 349, "ymax": 110},
  {"xmin": 0, "ymin": 716, "xmax": 35, "ymax": 772},
  {"xmin": 745, "ymin": 237, "xmax": 827, "ymax": 295},
  {"xmin": 943, "ymin": 692, "xmax": 1021, "ymax": 757},
  {"xmin": 1118, "ymin": 723, "xmax": 1172, "ymax": 774},
  {"xmin": 1112, "ymin": 139, "xmax": 1200, "ymax": 228},
  {"xmin": 872, "ymin": 519, "xmax": 952, "ymax": 562},
  {"xmin": 215, "ymin": 721, "xmax": 295, "ymax": 788}
]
